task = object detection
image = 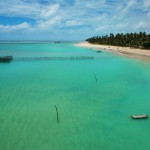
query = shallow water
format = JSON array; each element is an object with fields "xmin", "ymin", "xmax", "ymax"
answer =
[{"xmin": 0, "ymin": 42, "xmax": 150, "ymax": 150}]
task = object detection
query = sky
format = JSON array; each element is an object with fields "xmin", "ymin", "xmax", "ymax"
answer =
[{"xmin": 0, "ymin": 0, "xmax": 150, "ymax": 41}]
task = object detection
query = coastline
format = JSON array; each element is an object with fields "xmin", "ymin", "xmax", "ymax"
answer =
[{"xmin": 74, "ymin": 42, "xmax": 150, "ymax": 60}]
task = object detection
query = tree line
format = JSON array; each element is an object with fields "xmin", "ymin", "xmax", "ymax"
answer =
[{"xmin": 86, "ymin": 32, "xmax": 150, "ymax": 49}]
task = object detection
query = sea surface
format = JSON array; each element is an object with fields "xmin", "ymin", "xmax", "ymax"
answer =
[{"xmin": 1, "ymin": 41, "xmax": 150, "ymax": 150}]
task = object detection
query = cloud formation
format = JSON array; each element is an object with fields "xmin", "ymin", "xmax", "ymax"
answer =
[
  {"xmin": 0, "ymin": 22, "xmax": 31, "ymax": 32},
  {"xmin": 0, "ymin": 0, "xmax": 149, "ymax": 40}
]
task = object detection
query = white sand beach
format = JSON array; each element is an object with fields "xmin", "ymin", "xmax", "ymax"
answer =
[{"xmin": 74, "ymin": 42, "xmax": 150, "ymax": 60}]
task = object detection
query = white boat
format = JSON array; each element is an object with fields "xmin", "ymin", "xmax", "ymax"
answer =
[{"xmin": 131, "ymin": 114, "xmax": 148, "ymax": 119}]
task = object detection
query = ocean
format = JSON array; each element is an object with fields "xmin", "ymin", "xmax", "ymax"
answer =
[{"xmin": 0, "ymin": 41, "xmax": 150, "ymax": 150}]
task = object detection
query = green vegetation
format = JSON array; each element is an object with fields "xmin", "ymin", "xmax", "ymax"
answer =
[
  {"xmin": 142, "ymin": 41, "xmax": 150, "ymax": 49},
  {"xmin": 0, "ymin": 56, "xmax": 13, "ymax": 63},
  {"xmin": 86, "ymin": 32, "xmax": 150, "ymax": 49}
]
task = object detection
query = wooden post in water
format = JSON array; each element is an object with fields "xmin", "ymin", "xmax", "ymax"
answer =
[
  {"xmin": 55, "ymin": 105, "xmax": 59, "ymax": 123},
  {"xmin": 93, "ymin": 73, "xmax": 98, "ymax": 83}
]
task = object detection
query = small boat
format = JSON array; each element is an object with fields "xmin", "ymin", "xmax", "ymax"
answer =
[{"xmin": 131, "ymin": 114, "xmax": 148, "ymax": 119}]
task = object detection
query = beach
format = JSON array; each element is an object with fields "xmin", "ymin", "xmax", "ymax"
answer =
[{"xmin": 74, "ymin": 42, "xmax": 150, "ymax": 60}]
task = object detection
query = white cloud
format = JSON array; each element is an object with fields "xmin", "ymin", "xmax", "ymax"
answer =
[
  {"xmin": 0, "ymin": 1, "xmax": 61, "ymax": 32},
  {"xmin": 66, "ymin": 20, "xmax": 83, "ymax": 27},
  {"xmin": 0, "ymin": 1, "xmax": 60, "ymax": 20},
  {"xmin": 0, "ymin": 1, "xmax": 39, "ymax": 18},
  {"xmin": 0, "ymin": 22, "xmax": 31, "ymax": 32},
  {"xmin": 0, "ymin": 0, "xmax": 150, "ymax": 40},
  {"xmin": 39, "ymin": 4, "xmax": 60, "ymax": 20},
  {"xmin": 96, "ymin": 26, "xmax": 107, "ymax": 31},
  {"xmin": 37, "ymin": 16, "xmax": 61, "ymax": 30},
  {"xmin": 91, "ymin": 14, "xmax": 107, "ymax": 23},
  {"xmin": 143, "ymin": 0, "xmax": 150, "ymax": 7},
  {"xmin": 120, "ymin": 0, "xmax": 136, "ymax": 15},
  {"xmin": 75, "ymin": 0, "xmax": 106, "ymax": 9},
  {"xmin": 85, "ymin": 0, "xmax": 106, "ymax": 9},
  {"xmin": 96, "ymin": 23, "xmax": 128, "ymax": 32},
  {"xmin": 135, "ymin": 21, "xmax": 147, "ymax": 29}
]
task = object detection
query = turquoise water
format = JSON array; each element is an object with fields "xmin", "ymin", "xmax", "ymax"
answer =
[{"xmin": 1, "ymin": 42, "xmax": 150, "ymax": 150}]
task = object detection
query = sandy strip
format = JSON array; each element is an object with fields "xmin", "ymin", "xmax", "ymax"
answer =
[{"xmin": 74, "ymin": 42, "xmax": 150, "ymax": 60}]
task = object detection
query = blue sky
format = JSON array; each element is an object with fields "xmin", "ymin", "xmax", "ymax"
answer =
[{"xmin": 0, "ymin": 0, "xmax": 150, "ymax": 40}]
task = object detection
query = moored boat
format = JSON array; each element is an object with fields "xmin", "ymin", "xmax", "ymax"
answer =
[{"xmin": 131, "ymin": 114, "xmax": 148, "ymax": 119}]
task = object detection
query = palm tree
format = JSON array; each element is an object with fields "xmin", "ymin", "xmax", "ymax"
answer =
[{"xmin": 86, "ymin": 32, "xmax": 150, "ymax": 49}]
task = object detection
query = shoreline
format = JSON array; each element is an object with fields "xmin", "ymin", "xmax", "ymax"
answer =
[{"xmin": 74, "ymin": 42, "xmax": 150, "ymax": 60}]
